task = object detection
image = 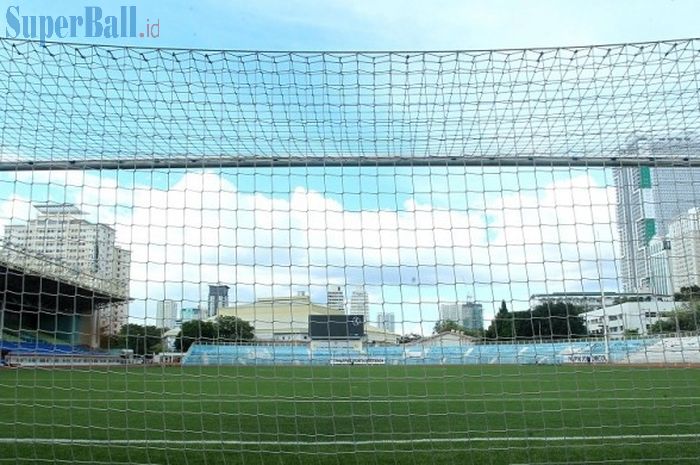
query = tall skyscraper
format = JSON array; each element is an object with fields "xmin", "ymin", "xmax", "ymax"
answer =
[
  {"xmin": 3, "ymin": 202, "xmax": 131, "ymax": 334},
  {"xmin": 108, "ymin": 247, "xmax": 132, "ymax": 334},
  {"xmin": 207, "ymin": 284, "xmax": 229, "ymax": 318},
  {"xmin": 377, "ymin": 312, "xmax": 396, "ymax": 333},
  {"xmin": 667, "ymin": 208, "xmax": 700, "ymax": 292},
  {"xmin": 349, "ymin": 287, "xmax": 369, "ymax": 319},
  {"xmin": 439, "ymin": 302, "xmax": 483, "ymax": 331},
  {"xmin": 156, "ymin": 299, "xmax": 179, "ymax": 329},
  {"xmin": 648, "ymin": 236, "xmax": 673, "ymax": 295},
  {"xmin": 461, "ymin": 302, "xmax": 484, "ymax": 331},
  {"xmin": 326, "ymin": 285, "xmax": 345, "ymax": 313},
  {"xmin": 615, "ymin": 138, "xmax": 700, "ymax": 292},
  {"xmin": 438, "ymin": 304, "xmax": 460, "ymax": 322}
]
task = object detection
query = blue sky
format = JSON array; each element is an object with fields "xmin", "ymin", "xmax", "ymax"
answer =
[
  {"xmin": 5, "ymin": 0, "xmax": 700, "ymax": 50},
  {"xmin": 0, "ymin": 1, "xmax": 690, "ymax": 333}
]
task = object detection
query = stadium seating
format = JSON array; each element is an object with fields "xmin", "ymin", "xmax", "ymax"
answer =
[
  {"xmin": 0, "ymin": 340, "xmax": 90, "ymax": 354},
  {"xmin": 181, "ymin": 338, "xmax": 661, "ymax": 366},
  {"xmin": 625, "ymin": 336, "xmax": 700, "ymax": 364},
  {"xmin": 184, "ymin": 344, "xmax": 311, "ymax": 365},
  {"xmin": 0, "ymin": 337, "xmax": 659, "ymax": 365}
]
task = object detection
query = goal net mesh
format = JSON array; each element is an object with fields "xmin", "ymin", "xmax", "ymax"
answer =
[{"xmin": 1, "ymin": 37, "xmax": 700, "ymax": 464}]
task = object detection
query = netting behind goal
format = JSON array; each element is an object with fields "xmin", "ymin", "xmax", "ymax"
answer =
[{"xmin": 1, "ymin": 37, "xmax": 700, "ymax": 465}]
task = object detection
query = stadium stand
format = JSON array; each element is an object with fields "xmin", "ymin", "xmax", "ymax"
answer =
[
  {"xmin": 181, "ymin": 338, "xmax": 661, "ymax": 366},
  {"xmin": 0, "ymin": 340, "xmax": 89, "ymax": 355},
  {"xmin": 626, "ymin": 336, "xmax": 700, "ymax": 364}
]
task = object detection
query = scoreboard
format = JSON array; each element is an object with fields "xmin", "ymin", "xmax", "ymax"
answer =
[{"xmin": 308, "ymin": 315, "xmax": 365, "ymax": 340}]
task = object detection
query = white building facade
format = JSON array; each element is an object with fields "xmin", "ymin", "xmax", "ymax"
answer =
[
  {"xmin": 156, "ymin": 299, "xmax": 179, "ymax": 329},
  {"xmin": 648, "ymin": 236, "xmax": 674, "ymax": 296},
  {"xmin": 377, "ymin": 312, "xmax": 395, "ymax": 333},
  {"xmin": 438, "ymin": 304, "xmax": 460, "ymax": 322},
  {"xmin": 349, "ymin": 287, "xmax": 369, "ymax": 319},
  {"xmin": 667, "ymin": 208, "xmax": 700, "ymax": 292},
  {"xmin": 326, "ymin": 285, "xmax": 345, "ymax": 313},
  {"xmin": 581, "ymin": 301, "xmax": 681, "ymax": 337},
  {"xmin": 218, "ymin": 295, "xmax": 397, "ymax": 344}
]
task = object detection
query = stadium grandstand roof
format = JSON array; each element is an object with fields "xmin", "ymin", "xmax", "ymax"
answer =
[{"xmin": 33, "ymin": 202, "xmax": 84, "ymax": 216}]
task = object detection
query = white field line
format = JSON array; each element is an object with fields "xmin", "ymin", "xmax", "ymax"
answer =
[
  {"xmin": 0, "ymin": 396, "xmax": 697, "ymax": 403},
  {"xmin": 508, "ymin": 459, "xmax": 700, "ymax": 465},
  {"xmin": 0, "ymin": 433, "xmax": 698, "ymax": 446}
]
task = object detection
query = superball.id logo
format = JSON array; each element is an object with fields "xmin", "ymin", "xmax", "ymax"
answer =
[{"xmin": 5, "ymin": 5, "xmax": 160, "ymax": 44}]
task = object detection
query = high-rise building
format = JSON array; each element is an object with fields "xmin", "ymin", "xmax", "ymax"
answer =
[
  {"xmin": 438, "ymin": 304, "xmax": 460, "ymax": 322},
  {"xmin": 461, "ymin": 302, "xmax": 484, "ymax": 331},
  {"xmin": 349, "ymin": 287, "xmax": 369, "ymax": 319},
  {"xmin": 326, "ymin": 285, "xmax": 345, "ymax": 313},
  {"xmin": 667, "ymin": 208, "xmax": 700, "ymax": 292},
  {"xmin": 439, "ymin": 302, "xmax": 483, "ymax": 331},
  {"xmin": 615, "ymin": 138, "xmax": 700, "ymax": 292},
  {"xmin": 377, "ymin": 312, "xmax": 395, "ymax": 333},
  {"xmin": 113, "ymin": 247, "xmax": 131, "ymax": 289},
  {"xmin": 3, "ymin": 202, "xmax": 131, "ymax": 334},
  {"xmin": 648, "ymin": 236, "xmax": 673, "ymax": 295},
  {"xmin": 156, "ymin": 299, "xmax": 179, "ymax": 329},
  {"xmin": 181, "ymin": 307, "xmax": 202, "ymax": 323},
  {"xmin": 106, "ymin": 247, "xmax": 132, "ymax": 334},
  {"xmin": 207, "ymin": 284, "xmax": 229, "ymax": 318}
]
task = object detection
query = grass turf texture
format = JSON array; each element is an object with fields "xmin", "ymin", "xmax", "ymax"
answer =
[{"xmin": 1, "ymin": 365, "xmax": 700, "ymax": 464}]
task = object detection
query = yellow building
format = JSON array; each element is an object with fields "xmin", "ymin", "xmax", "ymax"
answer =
[{"xmin": 218, "ymin": 295, "xmax": 399, "ymax": 344}]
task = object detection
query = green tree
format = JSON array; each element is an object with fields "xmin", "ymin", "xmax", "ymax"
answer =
[
  {"xmin": 433, "ymin": 319, "xmax": 463, "ymax": 334},
  {"xmin": 118, "ymin": 324, "xmax": 163, "ymax": 355},
  {"xmin": 485, "ymin": 301, "xmax": 586, "ymax": 340},
  {"xmin": 175, "ymin": 317, "xmax": 255, "ymax": 352},
  {"xmin": 433, "ymin": 319, "xmax": 482, "ymax": 338},
  {"xmin": 486, "ymin": 300, "xmax": 515, "ymax": 340},
  {"xmin": 99, "ymin": 331, "xmax": 123, "ymax": 350},
  {"xmin": 648, "ymin": 305, "xmax": 700, "ymax": 334},
  {"xmin": 613, "ymin": 296, "xmax": 651, "ymax": 305},
  {"xmin": 216, "ymin": 315, "xmax": 254, "ymax": 342},
  {"xmin": 175, "ymin": 320, "xmax": 216, "ymax": 352},
  {"xmin": 398, "ymin": 333, "xmax": 422, "ymax": 344},
  {"xmin": 673, "ymin": 285, "xmax": 700, "ymax": 302}
]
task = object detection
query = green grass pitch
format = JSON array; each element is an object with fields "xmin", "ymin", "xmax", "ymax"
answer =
[{"xmin": 1, "ymin": 364, "xmax": 700, "ymax": 464}]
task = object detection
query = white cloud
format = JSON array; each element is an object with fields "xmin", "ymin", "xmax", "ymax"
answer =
[{"xmin": 0, "ymin": 168, "xmax": 619, "ymax": 333}]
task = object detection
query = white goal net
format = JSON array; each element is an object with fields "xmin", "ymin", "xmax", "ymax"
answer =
[{"xmin": 1, "ymin": 38, "xmax": 700, "ymax": 464}]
